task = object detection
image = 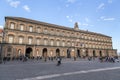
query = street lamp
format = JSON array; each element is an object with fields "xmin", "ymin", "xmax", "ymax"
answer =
[{"xmin": 0, "ymin": 30, "xmax": 5, "ymax": 64}]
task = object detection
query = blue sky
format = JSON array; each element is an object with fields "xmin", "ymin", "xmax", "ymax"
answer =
[{"xmin": 0, "ymin": 0, "xmax": 120, "ymax": 53}]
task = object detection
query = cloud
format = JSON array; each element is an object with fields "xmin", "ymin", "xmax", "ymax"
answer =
[
  {"xmin": 103, "ymin": 18, "xmax": 115, "ymax": 21},
  {"xmin": 7, "ymin": 0, "xmax": 20, "ymax": 8},
  {"xmin": 67, "ymin": 0, "xmax": 76, "ymax": 3},
  {"xmin": 97, "ymin": 3, "xmax": 105, "ymax": 10},
  {"xmin": 66, "ymin": 15, "xmax": 73, "ymax": 22},
  {"xmin": 0, "ymin": 25, "xmax": 3, "ymax": 29},
  {"xmin": 99, "ymin": 16, "xmax": 115, "ymax": 21},
  {"xmin": 23, "ymin": 5, "xmax": 31, "ymax": 12}
]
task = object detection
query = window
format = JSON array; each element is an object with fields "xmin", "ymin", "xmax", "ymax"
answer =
[
  {"xmin": 19, "ymin": 37, "xmax": 23, "ymax": 44},
  {"xmin": 72, "ymin": 43, "xmax": 74, "ymax": 46},
  {"xmin": 28, "ymin": 38, "xmax": 32, "ymax": 44},
  {"xmin": 57, "ymin": 40, "xmax": 60, "ymax": 46},
  {"xmin": 10, "ymin": 23, "xmax": 15, "ymax": 29},
  {"xmin": 29, "ymin": 26, "xmax": 33, "ymax": 32},
  {"xmin": 20, "ymin": 25, "xmax": 24, "ymax": 31},
  {"xmin": 37, "ymin": 39, "xmax": 40, "ymax": 45},
  {"xmin": 62, "ymin": 41, "xmax": 65, "ymax": 46},
  {"xmin": 44, "ymin": 28, "xmax": 47, "ymax": 34},
  {"xmin": 68, "ymin": 42, "xmax": 70, "ymax": 46},
  {"xmin": 51, "ymin": 40, "xmax": 53, "ymax": 46},
  {"xmin": 44, "ymin": 39, "xmax": 47, "ymax": 45},
  {"xmin": 8, "ymin": 36, "xmax": 14, "ymax": 43},
  {"xmin": 37, "ymin": 28, "xmax": 40, "ymax": 33}
]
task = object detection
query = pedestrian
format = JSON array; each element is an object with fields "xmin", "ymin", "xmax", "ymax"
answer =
[{"xmin": 56, "ymin": 57, "xmax": 61, "ymax": 66}]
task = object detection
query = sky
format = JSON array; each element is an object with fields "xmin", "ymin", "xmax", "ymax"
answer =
[{"xmin": 0, "ymin": 0, "xmax": 120, "ymax": 53}]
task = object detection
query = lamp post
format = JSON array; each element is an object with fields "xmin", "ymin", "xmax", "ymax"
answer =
[{"xmin": 0, "ymin": 30, "xmax": 5, "ymax": 64}]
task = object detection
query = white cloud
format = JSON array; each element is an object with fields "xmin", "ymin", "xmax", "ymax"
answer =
[
  {"xmin": 23, "ymin": 5, "xmax": 31, "ymax": 12},
  {"xmin": 66, "ymin": 15, "xmax": 73, "ymax": 23},
  {"xmin": 97, "ymin": 3, "xmax": 105, "ymax": 10},
  {"xmin": 99, "ymin": 16, "xmax": 115, "ymax": 21},
  {"xmin": 0, "ymin": 25, "xmax": 3, "ymax": 29},
  {"xmin": 66, "ymin": 16, "xmax": 70, "ymax": 18},
  {"xmin": 67, "ymin": 0, "xmax": 76, "ymax": 3},
  {"xmin": 7, "ymin": 0, "xmax": 20, "ymax": 8},
  {"xmin": 103, "ymin": 18, "xmax": 115, "ymax": 21}
]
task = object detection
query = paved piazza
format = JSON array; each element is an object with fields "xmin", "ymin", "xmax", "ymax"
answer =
[{"xmin": 0, "ymin": 58, "xmax": 120, "ymax": 80}]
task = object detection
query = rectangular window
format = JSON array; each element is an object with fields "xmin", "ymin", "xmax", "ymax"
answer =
[
  {"xmin": 51, "ymin": 40, "xmax": 53, "ymax": 46},
  {"xmin": 9, "ymin": 36, "xmax": 13, "ymax": 43},
  {"xmin": 44, "ymin": 39, "xmax": 47, "ymax": 45},
  {"xmin": 10, "ymin": 23, "xmax": 15, "ymax": 29},
  {"xmin": 72, "ymin": 43, "xmax": 74, "ymax": 46},
  {"xmin": 29, "ymin": 26, "xmax": 33, "ymax": 32},
  {"xmin": 28, "ymin": 38, "xmax": 32, "ymax": 44},
  {"xmin": 19, "ymin": 37, "xmax": 23, "ymax": 44},
  {"xmin": 20, "ymin": 25, "xmax": 24, "ymax": 31},
  {"xmin": 37, "ymin": 39, "xmax": 40, "ymax": 45},
  {"xmin": 57, "ymin": 41, "xmax": 59, "ymax": 46},
  {"xmin": 62, "ymin": 42, "xmax": 65, "ymax": 47}
]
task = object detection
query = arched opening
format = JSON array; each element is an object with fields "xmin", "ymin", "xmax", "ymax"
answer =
[
  {"xmin": 42, "ymin": 48, "xmax": 47, "ymax": 58},
  {"xmin": 67, "ymin": 49, "xmax": 71, "ymax": 58},
  {"xmin": 86, "ymin": 50, "xmax": 88, "ymax": 57},
  {"xmin": 99, "ymin": 51, "xmax": 102, "ymax": 57},
  {"xmin": 56, "ymin": 49, "xmax": 60, "ymax": 57},
  {"xmin": 18, "ymin": 49, "xmax": 21, "ymax": 56},
  {"xmin": 93, "ymin": 50, "xmax": 96, "ymax": 57},
  {"xmin": 77, "ymin": 49, "xmax": 81, "ymax": 58},
  {"xmin": 25, "ymin": 47, "xmax": 32, "ymax": 58}
]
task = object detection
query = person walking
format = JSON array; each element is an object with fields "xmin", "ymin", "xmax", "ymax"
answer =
[{"xmin": 56, "ymin": 57, "xmax": 61, "ymax": 66}]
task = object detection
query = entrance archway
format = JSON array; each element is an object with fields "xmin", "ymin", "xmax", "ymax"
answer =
[
  {"xmin": 42, "ymin": 48, "xmax": 47, "ymax": 58},
  {"xmin": 25, "ymin": 47, "xmax": 32, "ymax": 58},
  {"xmin": 77, "ymin": 49, "xmax": 81, "ymax": 58},
  {"xmin": 18, "ymin": 49, "xmax": 21, "ymax": 56},
  {"xmin": 99, "ymin": 51, "xmax": 102, "ymax": 57},
  {"xmin": 93, "ymin": 50, "xmax": 96, "ymax": 57},
  {"xmin": 86, "ymin": 50, "xmax": 88, "ymax": 57},
  {"xmin": 67, "ymin": 49, "xmax": 71, "ymax": 58},
  {"xmin": 56, "ymin": 49, "xmax": 60, "ymax": 57}
]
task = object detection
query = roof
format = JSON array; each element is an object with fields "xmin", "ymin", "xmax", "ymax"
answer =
[{"xmin": 5, "ymin": 16, "xmax": 111, "ymax": 38}]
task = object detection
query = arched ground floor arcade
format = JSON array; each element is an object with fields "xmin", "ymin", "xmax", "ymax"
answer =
[{"xmin": 1, "ymin": 44, "xmax": 117, "ymax": 60}]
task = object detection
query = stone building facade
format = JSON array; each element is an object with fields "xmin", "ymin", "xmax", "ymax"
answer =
[{"xmin": 1, "ymin": 16, "xmax": 117, "ymax": 59}]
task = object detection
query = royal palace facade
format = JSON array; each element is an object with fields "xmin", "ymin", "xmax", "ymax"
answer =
[{"xmin": 0, "ymin": 16, "xmax": 117, "ymax": 59}]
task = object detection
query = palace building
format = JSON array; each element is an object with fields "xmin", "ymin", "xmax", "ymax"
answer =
[{"xmin": 0, "ymin": 16, "xmax": 117, "ymax": 59}]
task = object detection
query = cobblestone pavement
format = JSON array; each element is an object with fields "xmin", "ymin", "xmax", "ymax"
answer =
[{"xmin": 0, "ymin": 58, "xmax": 120, "ymax": 80}]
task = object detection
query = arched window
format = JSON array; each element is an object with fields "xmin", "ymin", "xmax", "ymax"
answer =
[
  {"xmin": 10, "ymin": 23, "xmax": 15, "ymax": 29},
  {"xmin": 8, "ymin": 35, "xmax": 14, "ymax": 43}
]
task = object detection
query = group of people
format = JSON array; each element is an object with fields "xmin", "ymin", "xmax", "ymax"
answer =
[{"xmin": 99, "ymin": 56, "xmax": 119, "ymax": 63}]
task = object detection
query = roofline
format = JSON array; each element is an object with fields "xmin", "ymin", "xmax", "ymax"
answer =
[{"xmin": 5, "ymin": 16, "xmax": 111, "ymax": 38}]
